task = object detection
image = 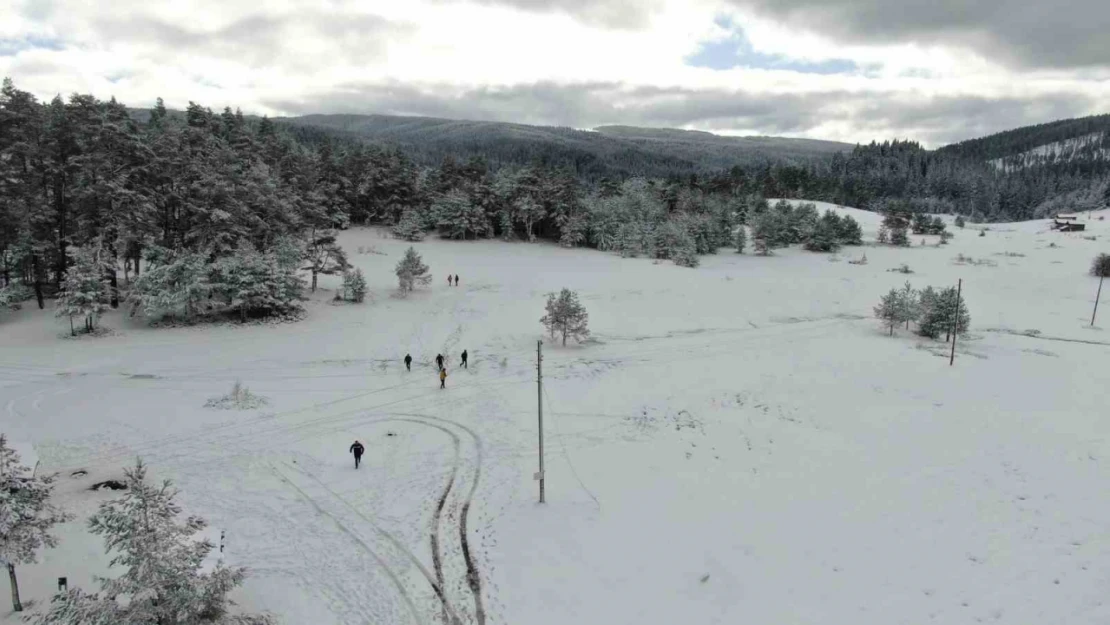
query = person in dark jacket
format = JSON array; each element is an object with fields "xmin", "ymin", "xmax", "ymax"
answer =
[
  {"xmin": 454, "ymin": 274, "xmax": 460, "ymax": 287},
  {"xmin": 447, "ymin": 275, "xmax": 453, "ymax": 286},
  {"xmin": 404, "ymin": 354, "xmax": 412, "ymax": 371},
  {"xmin": 460, "ymin": 350, "xmax": 468, "ymax": 369},
  {"xmin": 435, "ymin": 353, "xmax": 444, "ymax": 371},
  {"xmin": 349, "ymin": 440, "xmax": 365, "ymax": 469}
]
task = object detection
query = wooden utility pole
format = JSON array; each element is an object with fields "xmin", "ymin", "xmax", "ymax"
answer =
[
  {"xmin": 1093, "ymin": 274, "xmax": 1105, "ymax": 327},
  {"xmin": 949, "ymin": 279, "xmax": 962, "ymax": 366},
  {"xmin": 537, "ymin": 340, "xmax": 545, "ymax": 504}
]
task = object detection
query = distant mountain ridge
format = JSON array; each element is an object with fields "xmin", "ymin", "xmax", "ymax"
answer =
[{"xmin": 276, "ymin": 113, "xmax": 852, "ymax": 178}]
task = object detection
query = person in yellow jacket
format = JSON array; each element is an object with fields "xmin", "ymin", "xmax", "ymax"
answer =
[{"xmin": 439, "ymin": 367, "xmax": 447, "ymax": 389}]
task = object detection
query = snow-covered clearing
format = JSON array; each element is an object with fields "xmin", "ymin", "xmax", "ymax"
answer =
[{"xmin": 3, "ymin": 205, "xmax": 1110, "ymax": 624}]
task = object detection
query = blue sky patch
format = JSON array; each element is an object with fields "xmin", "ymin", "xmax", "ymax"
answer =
[
  {"xmin": 0, "ymin": 36, "xmax": 65, "ymax": 56},
  {"xmin": 687, "ymin": 16, "xmax": 858, "ymax": 75}
]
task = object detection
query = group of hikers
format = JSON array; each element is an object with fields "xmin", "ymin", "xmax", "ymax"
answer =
[
  {"xmin": 447, "ymin": 274, "xmax": 461, "ymax": 287},
  {"xmin": 351, "ymin": 349, "xmax": 470, "ymax": 469}
]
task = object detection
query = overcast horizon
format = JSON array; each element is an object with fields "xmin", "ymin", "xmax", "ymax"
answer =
[{"xmin": 2, "ymin": 0, "xmax": 1109, "ymax": 147}]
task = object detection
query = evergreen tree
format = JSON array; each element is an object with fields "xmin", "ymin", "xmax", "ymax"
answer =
[
  {"xmin": 929, "ymin": 216, "xmax": 947, "ymax": 235},
  {"xmin": 32, "ymin": 460, "xmax": 272, "ymax": 625},
  {"xmin": 395, "ymin": 247, "xmax": 431, "ymax": 294},
  {"xmin": 1091, "ymin": 253, "xmax": 1110, "ymax": 277},
  {"xmin": 433, "ymin": 190, "xmax": 488, "ymax": 240},
  {"xmin": 955, "ymin": 215, "xmax": 966, "ymax": 228},
  {"xmin": 391, "ymin": 210, "xmax": 427, "ymax": 242},
  {"xmin": 788, "ymin": 202, "xmax": 819, "ymax": 244},
  {"xmin": 838, "ymin": 215, "xmax": 863, "ymax": 245},
  {"xmin": 129, "ymin": 249, "xmax": 210, "ymax": 320},
  {"xmin": 751, "ymin": 210, "xmax": 786, "ymax": 255},
  {"xmin": 874, "ymin": 288, "xmax": 903, "ymax": 336},
  {"xmin": 899, "ymin": 282, "xmax": 919, "ymax": 330},
  {"xmin": 342, "ymin": 268, "xmax": 368, "ymax": 303},
  {"xmin": 918, "ymin": 286, "xmax": 970, "ymax": 339},
  {"xmin": 56, "ymin": 244, "xmax": 111, "ymax": 335},
  {"xmin": 540, "ymin": 288, "xmax": 590, "ymax": 346},
  {"xmin": 303, "ymin": 229, "xmax": 348, "ymax": 292},
  {"xmin": 0, "ymin": 435, "xmax": 72, "ymax": 612},
  {"xmin": 735, "ymin": 224, "xmax": 747, "ymax": 254},
  {"xmin": 653, "ymin": 219, "xmax": 699, "ymax": 267},
  {"xmin": 804, "ymin": 211, "xmax": 842, "ymax": 252},
  {"xmin": 911, "ymin": 213, "xmax": 931, "ymax": 235}
]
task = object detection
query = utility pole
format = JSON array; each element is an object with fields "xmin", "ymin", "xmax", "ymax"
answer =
[
  {"xmin": 536, "ymin": 340, "xmax": 545, "ymax": 504},
  {"xmin": 949, "ymin": 279, "xmax": 962, "ymax": 366},
  {"xmin": 1093, "ymin": 274, "xmax": 1105, "ymax": 327}
]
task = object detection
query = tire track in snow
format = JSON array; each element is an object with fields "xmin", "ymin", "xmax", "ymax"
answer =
[
  {"xmin": 283, "ymin": 460, "xmax": 464, "ymax": 625},
  {"xmin": 393, "ymin": 413, "xmax": 487, "ymax": 625},
  {"xmin": 378, "ymin": 417, "xmax": 462, "ymax": 625},
  {"xmin": 270, "ymin": 462, "xmax": 422, "ymax": 625}
]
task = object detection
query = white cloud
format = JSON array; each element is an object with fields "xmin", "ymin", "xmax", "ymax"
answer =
[{"xmin": 1, "ymin": 0, "xmax": 1107, "ymax": 145}]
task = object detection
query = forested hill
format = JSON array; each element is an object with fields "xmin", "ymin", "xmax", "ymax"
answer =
[
  {"xmin": 275, "ymin": 113, "xmax": 852, "ymax": 178},
  {"xmin": 937, "ymin": 114, "xmax": 1110, "ymax": 162}
]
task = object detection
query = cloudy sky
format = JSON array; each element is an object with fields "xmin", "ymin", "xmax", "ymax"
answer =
[{"xmin": 2, "ymin": 0, "xmax": 1108, "ymax": 145}]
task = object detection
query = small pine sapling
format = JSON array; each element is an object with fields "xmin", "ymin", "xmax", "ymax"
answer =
[
  {"xmin": 735, "ymin": 225, "xmax": 747, "ymax": 254},
  {"xmin": 344, "ymin": 268, "xmax": 368, "ymax": 303},
  {"xmin": 874, "ymin": 288, "xmax": 902, "ymax": 336},
  {"xmin": 540, "ymin": 288, "xmax": 590, "ymax": 346},
  {"xmin": 395, "ymin": 247, "xmax": 431, "ymax": 294}
]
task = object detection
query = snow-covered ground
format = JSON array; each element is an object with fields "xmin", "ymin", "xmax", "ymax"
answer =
[{"xmin": 3, "ymin": 205, "xmax": 1110, "ymax": 624}]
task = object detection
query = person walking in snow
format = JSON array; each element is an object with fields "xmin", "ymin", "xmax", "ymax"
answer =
[
  {"xmin": 460, "ymin": 350, "xmax": 468, "ymax": 369},
  {"xmin": 447, "ymin": 274, "xmax": 453, "ymax": 287},
  {"xmin": 454, "ymin": 274, "xmax": 460, "ymax": 287},
  {"xmin": 435, "ymin": 353, "xmax": 444, "ymax": 371},
  {"xmin": 349, "ymin": 440, "xmax": 365, "ymax": 469},
  {"xmin": 404, "ymin": 353, "xmax": 412, "ymax": 371},
  {"xmin": 439, "ymin": 367, "xmax": 447, "ymax": 389}
]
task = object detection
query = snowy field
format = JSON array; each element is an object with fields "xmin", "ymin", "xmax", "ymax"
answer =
[{"xmin": 3, "ymin": 202, "xmax": 1110, "ymax": 624}]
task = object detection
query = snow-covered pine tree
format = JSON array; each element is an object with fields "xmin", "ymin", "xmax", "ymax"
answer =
[
  {"xmin": 751, "ymin": 211, "xmax": 782, "ymax": 255},
  {"xmin": 128, "ymin": 248, "xmax": 210, "ymax": 320},
  {"xmin": 540, "ymin": 288, "xmax": 590, "ymax": 346},
  {"xmin": 735, "ymin": 224, "xmax": 747, "ymax": 254},
  {"xmin": 882, "ymin": 204, "xmax": 912, "ymax": 246},
  {"xmin": 1091, "ymin": 253, "xmax": 1110, "ymax": 277},
  {"xmin": 911, "ymin": 213, "xmax": 930, "ymax": 235},
  {"xmin": 804, "ymin": 211, "xmax": 842, "ymax": 252},
  {"xmin": 653, "ymin": 219, "xmax": 699, "ymax": 267},
  {"xmin": 557, "ymin": 214, "xmax": 587, "ymax": 248},
  {"xmin": 0, "ymin": 284, "xmax": 31, "ymax": 310},
  {"xmin": 874, "ymin": 288, "xmax": 903, "ymax": 336},
  {"xmin": 0, "ymin": 435, "xmax": 72, "ymax": 612},
  {"xmin": 788, "ymin": 202, "xmax": 819, "ymax": 245},
  {"xmin": 899, "ymin": 282, "xmax": 918, "ymax": 330},
  {"xmin": 56, "ymin": 244, "xmax": 111, "ymax": 335},
  {"xmin": 343, "ymin": 268, "xmax": 368, "ymax": 303},
  {"xmin": 513, "ymin": 196, "xmax": 546, "ymax": 242},
  {"xmin": 434, "ymin": 190, "xmax": 489, "ymax": 240},
  {"xmin": 391, "ymin": 210, "xmax": 427, "ymax": 242},
  {"xmin": 837, "ymin": 214, "xmax": 863, "ymax": 245},
  {"xmin": 878, "ymin": 224, "xmax": 890, "ymax": 244},
  {"xmin": 395, "ymin": 246, "xmax": 431, "ymax": 294},
  {"xmin": 917, "ymin": 286, "xmax": 969, "ymax": 339},
  {"xmin": 213, "ymin": 239, "xmax": 304, "ymax": 321},
  {"xmin": 303, "ymin": 229, "xmax": 348, "ymax": 292},
  {"xmin": 929, "ymin": 216, "xmax": 947, "ymax": 235},
  {"xmin": 32, "ymin": 460, "xmax": 272, "ymax": 625},
  {"xmin": 616, "ymin": 221, "xmax": 650, "ymax": 258},
  {"xmin": 955, "ymin": 215, "xmax": 966, "ymax": 229}
]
